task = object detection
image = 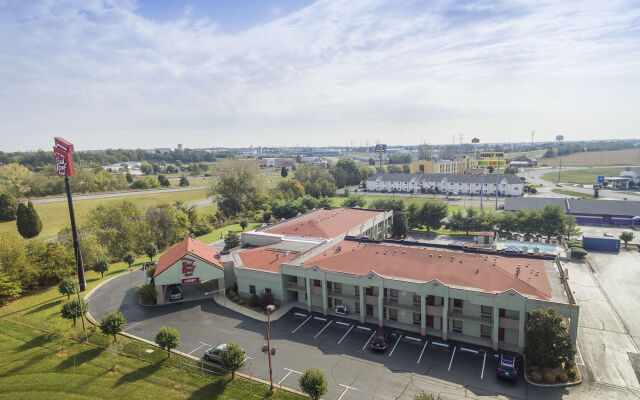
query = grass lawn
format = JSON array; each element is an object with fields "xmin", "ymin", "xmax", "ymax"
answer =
[
  {"xmin": 0, "ymin": 190, "xmax": 210, "ymax": 239},
  {"xmin": 540, "ymin": 167, "xmax": 625, "ymax": 184},
  {"xmin": 196, "ymin": 223, "xmax": 262, "ymax": 244},
  {"xmin": 330, "ymin": 194, "xmax": 480, "ymax": 215},
  {"xmin": 551, "ymin": 189, "xmax": 595, "ymax": 199},
  {"xmin": 541, "ymin": 149, "xmax": 640, "ymax": 167}
]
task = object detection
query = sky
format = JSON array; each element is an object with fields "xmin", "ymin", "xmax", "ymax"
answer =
[{"xmin": 1, "ymin": 0, "xmax": 640, "ymax": 152}]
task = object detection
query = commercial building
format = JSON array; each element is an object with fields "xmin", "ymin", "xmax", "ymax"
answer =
[
  {"xmin": 504, "ymin": 197, "xmax": 640, "ymax": 227},
  {"xmin": 410, "ymin": 157, "xmax": 478, "ymax": 174},
  {"xmin": 366, "ymin": 173, "xmax": 523, "ymax": 196}
]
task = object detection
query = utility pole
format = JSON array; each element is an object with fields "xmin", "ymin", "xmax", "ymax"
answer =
[
  {"xmin": 531, "ymin": 130, "xmax": 535, "ymax": 145},
  {"xmin": 266, "ymin": 304, "xmax": 275, "ymax": 394},
  {"xmin": 495, "ymin": 166, "xmax": 500, "ymax": 210},
  {"xmin": 558, "ymin": 159, "xmax": 562, "ymax": 183},
  {"xmin": 480, "ymin": 168, "xmax": 485, "ymax": 209}
]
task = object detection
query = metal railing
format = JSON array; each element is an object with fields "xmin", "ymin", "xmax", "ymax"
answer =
[{"xmin": 448, "ymin": 309, "xmax": 493, "ymax": 325}]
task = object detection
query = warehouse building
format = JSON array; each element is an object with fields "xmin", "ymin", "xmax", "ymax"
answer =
[
  {"xmin": 366, "ymin": 173, "xmax": 523, "ymax": 196},
  {"xmin": 505, "ymin": 197, "xmax": 640, "ymax": 227}
]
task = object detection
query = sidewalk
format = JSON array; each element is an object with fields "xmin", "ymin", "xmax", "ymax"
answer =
[{"xmin": 212, "ymin": 293, "xmax": 302, "ymax": 322}]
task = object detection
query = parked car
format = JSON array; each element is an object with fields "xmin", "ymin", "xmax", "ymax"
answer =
[
  {"xmin": 369, "ymin": 328, "xmax": 393, "ymax": 351},
  {"xmin": 555, "ymin": 184, "xmax": 562, "ymax": 187},
  {"xmin": 496, "ymin": 353, "xmax": 521, "ymax": 381},
  {"xmin": 204, "ymin": 343, "xmax": 245, "ymax": 363},
  {"xmin": 168, "ymin": 285, "xmax": 183, "ymax": 301},
  {"xmin": 334, "ymin": 304, "xmax": 347, "ymax": 315}
]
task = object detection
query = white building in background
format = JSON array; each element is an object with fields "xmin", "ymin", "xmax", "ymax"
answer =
[{"xmin": 366, "ymin": 173, "xmax": 523, "ymax": 196}]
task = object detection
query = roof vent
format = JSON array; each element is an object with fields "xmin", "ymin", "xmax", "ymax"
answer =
[
  {"xmin": 335, "ymin": 246, "xmax": 342, "ymax": 253},
  {"xmin": 459, "ymin": 260, "xmax": 463, "ymax": 264},
  {"xmin": 394, "ymin": 250, "xmax": 398, "ymax": 254},
  {"xmin": 402, "ymin": 251, "xmax": 406, "ymax": 254},
  {"xmin": 429, "ymin": 254, "xmax": 433, "ymax": 257},
  {"xmin": 438, "ymin": 255, "xmax": 442, "ymax": 259}
]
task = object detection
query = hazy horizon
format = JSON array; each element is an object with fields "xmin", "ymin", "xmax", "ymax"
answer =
[{"xmin": 1, "ymin": 0, "xmax": 639, "ymax": 152}]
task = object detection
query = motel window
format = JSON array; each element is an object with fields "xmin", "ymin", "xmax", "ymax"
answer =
[
  {"xmin": 366, "ymin": 287, "xmax": 374, "ymax": 296},
  {"xmin": 413, "ymin": 312, "xmax": 421, "ymax": 326},
  {"xmin": 355, "ymin": 301, "xmax": 360, "ymax": 314},
  {"xmin": 388, "ymin": 289, "xmax": 399, "ymax": 301},
  {"xmin": 249, "ymin": 285, "xmax": 256, "ymax": 295},
  {"xmin": 451, "ymin": 298, "xmax": 463, "ymax": 309},
  {"xmin": 388, "ymin": 308, "xmax": 398, "ymax": 321},
  {"xmin": 314, "ymin": 279, "xmax": 321, "ymax": 287},
  {"xmin": 413, "ymin": 294, "xmax": 421, "ymax": 308},
  {"xmin": 452, "ymin": 320, "xmax": 463, "ymax": 334},
  {"xmin": 333, "ymin": 282, "xmax": 342, "ymax": 294},
  {"xmin": 354, "ymin": 285, "xmax": 359, "ymax": 296},
  {"xmin": 481, "ymin": 324, "xmax": 491, "ymax": 339},
  {"xmin": 264, "ymin": 288, "xmax": 272, "ymax": 295},
  {"xmin": 481, "ymin": 306, "xmax": 492, "ymax": 319}
]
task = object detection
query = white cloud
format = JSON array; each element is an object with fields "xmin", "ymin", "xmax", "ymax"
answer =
[{"xmin": 1, "ymin": 0, "xmax": 639, "ymax": 151}]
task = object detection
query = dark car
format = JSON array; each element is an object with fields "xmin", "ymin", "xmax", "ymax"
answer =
[
  {"xmin": 369, "ymin": 328, "xmax": 393, "ymax": 351},
  {"xmin": 496, "ymin": 353, "xmax": 521, "ymax": 381}
]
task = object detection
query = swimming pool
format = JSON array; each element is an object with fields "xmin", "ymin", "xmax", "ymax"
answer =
[{"xmin": 503, "ymin": 242, "xmax": 557, "ymax": 253}]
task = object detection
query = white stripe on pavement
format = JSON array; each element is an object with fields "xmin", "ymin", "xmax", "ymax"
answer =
[
  {"xmin": 277, "ymin": 368, "xmax": 302, "ymax": 385},
  {"xmin": 388, "ymin": 335, "xmax": 403, "ymax": 357},
  {"xmin": 338, "ymin": 325, "xmax": 354, "ymax": 344},
  {"xmin": 448, "ymin": 346, "xmax": 457, "ymax": 371},
  {"xmin": 337, "ymin": 384, "xmax": 362, "ymax": 400},
  {"xmin": 122, "ymin": 322, "xmax": 140, "ymax": 332},
  {"xmin": 188, "ymin": 343, "xmax": 210, "ymax": 355},
  {"xmin": 291, "ymin": 316, "xmax": 312, "ymax": 334},
  {"xmin": 363, "ymin": 331, "xmax": 377, "ymax": 350},
  {"xmin": 314, "ymin": 320, "xmax": 333, "ymax": 339},
  {"xmin": 481, "ymin": 352, "xmax": 487, "ymax": 379},
  {"xmin": 417, "ymin": 340, "xmax": 429, "ymax": 364}
]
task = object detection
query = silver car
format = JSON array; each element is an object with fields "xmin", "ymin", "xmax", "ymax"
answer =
[{"xmin": 204, "ymin": 344, "xmax": 245, "ymax": 363}]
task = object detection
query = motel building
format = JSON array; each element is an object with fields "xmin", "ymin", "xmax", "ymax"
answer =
[{"xmin": 156, "ymin": 207, "xmax": 578, "ymax": 354}]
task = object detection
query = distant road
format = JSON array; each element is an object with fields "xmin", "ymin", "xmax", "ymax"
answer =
[{"xmin": 28, "ymin": 186, "xmax": 209, "ymax": 204}]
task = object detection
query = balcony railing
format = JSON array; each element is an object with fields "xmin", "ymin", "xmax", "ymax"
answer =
[
  {"xmin": 285, "ymin": 281, "xmax": 305, "ymax": 291},
  {"xmin": 448, "ymin": 309, "xmax": 493, "ymax": 325},
  {"xmin": 327, "ymin": 290, "xmax": 357, "ymax": 301},
  {"xmin": 384, "ymin": 298, "xmax": 420, "ymax": 312}
]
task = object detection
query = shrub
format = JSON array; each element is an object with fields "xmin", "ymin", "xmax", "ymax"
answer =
[
  {"xmin": 232, "ymin": 295, "xmax": 239, "ymax": 303},
  {"xmin": 236, "ymin": 299, "xmax": 245, "ymax": 305},
  {"xmin": 137, "ymin": 283, "xmax": 156, "ymax": 305},
  {"xmin": 543, "ymin": 372, "xmax": 556, "ymax": 384},
  {"xmin": 260, "ymin": 291, "xmax": 275, "ymax": 308},
  {"xmin": 571, "ymin": 247, "xmax": 588, "ymax": 259},
  {"xmin": 227, "ymin": 288, "xmax": 236, "ymax": 298},
  {"xmin": 565, "ymin": 360, "xmax": 575, "ymax": 370},
  {"xmin": 529, "ymin": 371, "xmax": 542, "ymax": 383},
  {"xmin": 567, "ymin": 369, "xmax": 577, "ymax": 380},
  {"xmin": 249, "ymin": 294, "xmax": 260, "ymax": 307},
  {"xmin": 556, "ymin": 371, "xmax": 568, "ymax": 383}
]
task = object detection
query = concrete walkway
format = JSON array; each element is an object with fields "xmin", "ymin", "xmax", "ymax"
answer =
[{"xmin": 212, "ymin": 294, "xmax": 302, "ymax": 322}]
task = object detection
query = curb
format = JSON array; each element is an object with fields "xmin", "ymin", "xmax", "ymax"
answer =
[{"xmin": 522, "ymin": 354, "xmax": 582, "ymax": 388}]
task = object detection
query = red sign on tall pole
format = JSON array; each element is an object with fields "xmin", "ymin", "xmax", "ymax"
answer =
[{"xmin": 53, "ymin": 137, "xmax": 76, "ymax": 176}]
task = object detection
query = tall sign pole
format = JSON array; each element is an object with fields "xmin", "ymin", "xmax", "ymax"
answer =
[
  {"xmin": 375, "ymin": 144, "xmax": 387, "ymax": 174},
  {"xmin": 54, "ymin": 137, "xmax": 86, "ymax": 292}
]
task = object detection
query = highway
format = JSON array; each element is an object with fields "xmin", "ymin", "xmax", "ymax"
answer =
[{"xmin": 27, "ymin": 185, "xmax": 209, "ymax": 204}]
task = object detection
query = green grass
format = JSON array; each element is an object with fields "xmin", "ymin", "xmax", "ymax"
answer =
[
  {"xmin": 196, "ymin": 223, "xmax": 262, "ymax": 244},
  {"xmin": 551, "ymin": 189, "xmax": 595, "ymax": 199},
  {"xmin": 330, "ymin": 194, "xmax": 479, "ymax": 215},
  {"xmin": 0, "ymin": 190, "xmax": 210, "ymax": 239},
  {"xmin": 540, "ymin": 167, "xmax": 625, "ymax": 184}
]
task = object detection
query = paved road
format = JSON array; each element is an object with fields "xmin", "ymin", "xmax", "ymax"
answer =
[
  {"xmin": 89, "ymin": 268, "xmax": 638, "ymax": 400},
  {"xmin": 28, "ymin": 186, "xmax": 209, "ymax": 204}
]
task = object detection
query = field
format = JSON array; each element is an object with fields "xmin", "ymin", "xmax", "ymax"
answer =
[
  {"xmin": 0, "ymin": 190, "xmax": 210, "ymax": 239},
  {"xmin": 541, "ymin": 149, "xmax": 640, "ymax": 167},
  {"xmin": 196, "ymin": 223, "xmax": 262, "ymax": 244},
  {"xmin": 540, "ymin": 167, "xmax": 625, "ymax": 184},
  {"xmin": 551, "ymin": 189, "xmax": 595, "ymax": 199}
]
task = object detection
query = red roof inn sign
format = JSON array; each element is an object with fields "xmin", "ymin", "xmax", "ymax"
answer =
[
  {"xmin": 181, "ymin": 258, "xmax": 199, "ymax": 283},
  {"xmin": 53, "ymin": 137, "xmax": 76, "ymax": 176}
]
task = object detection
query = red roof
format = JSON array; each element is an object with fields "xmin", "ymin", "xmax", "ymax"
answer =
[
  {"xmin": 266, "ymin": 208, "xmax": 383, "ymax": 239},
  {"xmin": 238, "ymin": 247, "xmax": 298, "ymax": 273},
  {"xmin": 303, "ymin": 241, "xmax": 551, "ymax": 299},
  {"xmin": 154, "ymin": 237, "xmax": 223, "ymax": 278}
]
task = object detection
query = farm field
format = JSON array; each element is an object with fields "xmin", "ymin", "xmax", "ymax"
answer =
[
  {"xmin": 540, "ymin": 148, "xmax": 640, "ymax": 167},
  {"xmin": 540, "ymin": 167, "xmax": 625, "ymax": 184}
]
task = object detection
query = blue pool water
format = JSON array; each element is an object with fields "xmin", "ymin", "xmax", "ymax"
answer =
[{"xmin": 505, "ymin": 243, "xmax": 557, "ymax": 253}]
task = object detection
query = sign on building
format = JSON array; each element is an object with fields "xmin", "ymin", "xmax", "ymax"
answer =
[
  {"xmin": 478, "ymin": 152, "xmax": 504, "ymax": 159},
  {"xmin": 182, "ymin": 257, "xmax": 196, "ymax": 276},
  {"xmin": 477, "ymin": 160, "xmax": 506, "ymax": 167}
]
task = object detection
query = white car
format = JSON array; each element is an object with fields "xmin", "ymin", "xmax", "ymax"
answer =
[{"xmin": 334, "ymin": 305, "xmax": 348, "ymax": 315}]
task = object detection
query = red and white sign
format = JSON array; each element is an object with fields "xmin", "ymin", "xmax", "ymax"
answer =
[
  {"xmin": 181, "ymin": 257, "xmax": 196, "ymax": 276},
  {"xmin": 53, "ymin": 137, "xmax": 76, "ymax": 176},
  {"xmin": 182, "ymin": 277, "xmax": 200, "ymax": 284}
]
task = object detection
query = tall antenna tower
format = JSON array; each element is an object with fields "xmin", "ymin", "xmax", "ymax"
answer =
[
  {"xmin": 531, "ymin": 130, "xmax": 535, "ymax": 145},
  {"xmin": 459, "ymin": 133, "xmax": 464, "ymax": 145}
]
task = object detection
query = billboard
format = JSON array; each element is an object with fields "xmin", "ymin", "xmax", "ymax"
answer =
[
  {"xmin": 477, "ymin": 160, "xmax": 506, "ymax": 167},
  {"xmin": 375, "ymin": 144, "xmax": 387, "ymax": 153},
  {"xmin": 53, "ymin": 137, "xmax": 76, "ymax": 176},
  {"xmin": 478, "ymin": 152, "xmax": 504, "ymax": 159}
]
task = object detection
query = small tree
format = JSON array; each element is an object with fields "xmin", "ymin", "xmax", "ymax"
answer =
[
  {"xmin": 93, "ymin": 257, "xmax": 110, "ymax": 278},
  {"xmin": 392, "ymin": 211, "xmax": 408, "ymax": 238},
  {"xmin": 0, "ymin": 193, "xmax": 18, "ymax": 221},
  {"xmin": 298, "ymin": 368, "xmax": 328, "ymax": 400},
  {"xmin": 155, "ymin": 326, "xmax": 180, "ymax": 358},
  {"xmin": 525, "ymin": 308, "xmax": 575, "ymax": 369},
  {"xmin": 240, "ymin": 219, "xmax": 248, "ymax": 231},
  {"xmin": 0, "ymin": 268, "xmax": 22, "ymax": 306},
  {"xmin": 179, "ymin": 176, "xmax": 190, "ymax": 186},
  {"xmin": 122, "ymin": 251, "xmax": 135, "ymax": 271},
  {"xmin": 260, "ymin": 291, "xmax": 275, "ymax": 309},
  {"xmin": 60, "ymin": 299, "xmax": 88, "ymax": 326},
  {"xmin": 58, "ymin": 277, "xmax": 76, "ymax": 299},
  {"xmin": 16, "ymin": 201, "xmax": 42, "ymax": 239},
  {"xmin": 157, "ymin": 174, "xmax": 170, "ymax": 187},
  {"xmin": 280, "ymin": 166, "xmax": 288, "ymax": 178},
  {"xmin": 125, "ymin": 172, "xmax": 134, "ymax": 183},
  {"xmin": 414, "ymin": 391, "xmax": 442, "ymax": 400},
  {"xmin": 145, "ymin": 243, "xmax": 158, "ymax": 262},
  {"xmin": 100, "ymin": 312, "xmax": 127, "ymax": 342},
  {"xmin": 223, "ymin": 231, "xmax": 240, "ymax": 251},
  {"xmin": 219, "ymin": 342, "xmax": 245, "ymax": 380},
  {"xmin": 620, "ymin": 231, "xmax": 635, "ymax": 248}
]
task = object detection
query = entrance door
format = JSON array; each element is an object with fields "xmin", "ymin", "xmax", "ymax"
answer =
[
  {"xmin": 498, "ymin": 328, "xmax": 505, "ymax": 342},
  {"xmin": 427, "ymin": 315, "xmax": 434, "ymax": 328},
  {"xmin": 366, "ymin": 304, "xmax": 374, "ymax": 316},
  {"xmin": 328, "ymin": 297, "xmax": 333, "ymax": 309},
  {"xmin": 383, "ymin": 307, "xmax": 387, "ymax": 319}
]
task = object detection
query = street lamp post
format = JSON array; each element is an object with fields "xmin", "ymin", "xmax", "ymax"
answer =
[{"xmin": 266, "ymin": 304, "xmax": 275, "ymax": 394}]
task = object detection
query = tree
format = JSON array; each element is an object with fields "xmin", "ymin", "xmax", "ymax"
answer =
[
  {"xmin": 561, "ymin": 215, "xmax": 581, "ymax": 239},
  {"xmin": 60, "ymin": 299, "xmax": 88, "ymax": 326},
  {"xmin": 219, "ymin": 342, "xmax": 245, "ymax": 380},
  {"xmin": 342, "ymin": 195, "xmax": 366, "ymax": 208},
  {"xmin": 240, "ymin": 219, "xmax": 248, "ymax": 231},
  {"xmin": 298, "ymin": 368, "xmax": 328, "ymax": 400},
  {"xmin": 540, "ymin": 205, "xmax": 565, "ymax": 239},
  {"xmin": 331, "ymin": 159, "xmax": 363, "ymax": 188},
  {"xmin": 294, "ymin": 164, "xmax": 337, "ymax": 198},
  {"xmin": 0, "ymin": 163, "xmax": 33, "ymax": 197},
  {"xmin": 414, "ymin": 391, "xmax": 442, "ymax": 400},
  {"xmin": 405, "ymin": 203, "xmax": 420, "ymax": 229},
  {"xmin": 0, "ymin": 192, "xmax": 18, "ymax": 221},
  {"xmin": 94, "ymin": 257, "xmax": 110, "ymax": 278},
  {"xmin": 58, "ymin": 277, "xmax": 76, "ymax": 299},
  {"xmin": 125, "ymin": 172, "xmax": 134, "ymax": 183},
  {"xmin": 145, "ymin": 243, "xmax": 158, "ymax": 262},
  {"xmin": 140, "ymin": 162, "xmax": 153, "ymax": 175},
  {"xmin": 210, "ymin": 159, "xmax": 266, "ymax": 217},
  {"xmin": 369, "ymin": 198, "xmax": 405, "ymax": 212},
  {"xmin": 154, "ymin": 326, "xmax": 180, "ymax": 358},
  {"xmin": 145, "ymin": 204, "xmax": 190, "ymax": 250},
  {"xmin": 392, "ymin": 211, "xmax": 408, "ymax": 238},
  {"xmin": 87, "ymin": 201, "xmax": 146, "ymax": 260},
  {"xmin": 157, "ymin": 174, "xmax": 170, "ymax": 187},
  {"xmin": 525, "ymin": 308, "xmax": 574, "ymax": 368},
  {"xmin": 274, "ymin": 179, "xmax": 305, "ymax": 200},
  {"xmin": 119, "ymin": 252, "xmax": 136, "ymax": 273},
  {"xmin": 542, "ymin": 148, "xmax": 556, "ymax": 158},
  {"xmin": 179, "ymin": 176, "xmax": 190, "ymax": 186},
  {"xmin": 16, "ymin": 201, "xmax": 42, "ymax": 239},
  {"xmin": 100, "ymin": 312, "xmax": 127, "ymax": 342},
  {"xmin": 280, "ymin": 166, "xmax": 288, "ymax": 178},
  {"xmin": 223, "ymin": 231, "xmax": 240, "ymax": 251},
  {"xmin": 0, "ymin": 266, "xmax": 22, "ymax": 306},
  {"xmin": 419, "ymin": 201, "xmax": 448, "ymax": 232},
  {"xmin": 28, "ymin": 241, "xmax": 74, "ymax": 286},
  {"xmin": 620, "ymin": 231, "xmax": 635, "ymax": 248}
]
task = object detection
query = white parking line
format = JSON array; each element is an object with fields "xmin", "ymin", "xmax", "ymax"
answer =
[
  {"xmin": 338, "ymin": 324, "xmax": 354, "ymax": 344},
  {"xmin": 122, "ymin": 322, "xmax": 140, "ymax": 332},
  {"xmin": 337, "ymin": 384, "xmax": 362, "ymax": 400},
  {"xmin": 188, "ymin": 342, "xmax": 210, "ymax": 355},
  {"xmin": 291, "ymin": 316, "xmax": 312, "ymax": 334},
  {"xmin": 277, "ymin": 367, "xmax": 303, "ymax": 385},
  {"xmin": 243, "ymin": 356, "xmax": 254, "ymax": 363},
  {"xmin": 314, "ymin": 320, "xmax": 333, "ymax": 339},
  {"xmin": 448, "ymin": 346, "xmax": 457, "ymax": 371},
  {"xmin": 575, "ymin": 345, "xmax": 585, "ymax": 365},
  {"xmin": 388, "ymin": 335, "xmax": 403, "ymax": 357},
  {"xmin": 481, "ymin": 352, "xmax": 487, "ymax": 379},
  {"xmin": 417, "ymin": 340, "xmax": 429, "ymax": 364},
  {"xmin": 363, "ymin": 331, "xmax": 377, "ymax": 350}
]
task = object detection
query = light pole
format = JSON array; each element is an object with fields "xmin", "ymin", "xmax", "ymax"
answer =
[{"xmin": 266, "ymin": 304, "xmax": 275, "ymax": 394}]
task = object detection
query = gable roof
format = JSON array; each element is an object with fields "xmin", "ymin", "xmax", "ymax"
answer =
[
  {"xmin": 266, "ymin": 208, "xmax": 383, "ymax": 239},
  {"xmin": 368, "ymin": 173, "xmax": 521, "ymax": 185},
  {"xmin": 154, "ymin": 237, "xmax": 223, "ymax": 278},
  {"xmin": 302, "ymin": 240, "xmax": 551, "ymax": 300}
]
